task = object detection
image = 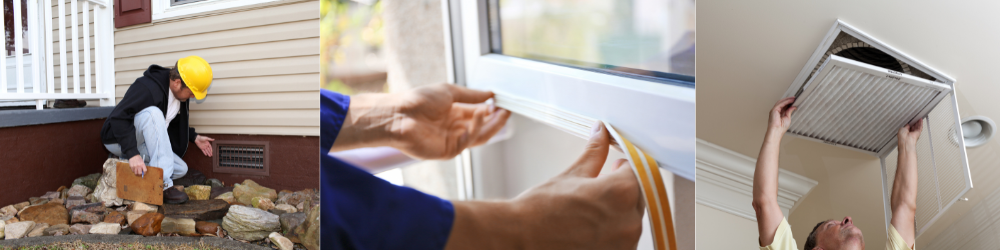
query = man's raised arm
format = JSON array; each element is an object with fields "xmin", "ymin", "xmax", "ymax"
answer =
[
  {"xmin": 753, "ymin": 97, "xmax": 797, "ymax": 246},
  {"xmin": 891, "ymin": 120, "xmax": 923, "ymax": 249}
]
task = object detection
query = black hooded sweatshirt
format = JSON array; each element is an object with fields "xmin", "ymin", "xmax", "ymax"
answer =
[{"xmin": 100, "ymin": 65, "xmax": 198, "ymax": 159}]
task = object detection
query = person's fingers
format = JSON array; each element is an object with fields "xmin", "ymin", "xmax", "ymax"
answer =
[
  {"xmin": 447, "ymin": 84, "xmax": 494, "ymax": 104},
  {"xmin": 207, "ymin": 137, "xmax": 215, "ymax": 141},
  {"xmin": 463, "ymin": 107, "xmax": 487, "ymax": 149},
  {"xmin": 773, "ymin": 97, "xmax": 796, "ymax": 113},
  {"xmin": 912, "ymin": 119, "xmax": 924, "ymax": 133},
  {"xmin": 563, "ymin": 122, "xmax": 611, "ymax": 178},
  {"xmin": 612, "ymin": 158, "xmax": 629, "ymax": 171},
  {"xmin": 472, "ymin": 108, "xmax": 511, "ymax": 146},
  {"xmin": 784, "ymin": 106, "xmax": 798, "ymax": 117}
]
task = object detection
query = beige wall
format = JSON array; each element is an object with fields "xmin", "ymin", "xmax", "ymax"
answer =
[
  {"xmin": 696, "ymin": 203, "xmax": 759, "ymax": 249},
  {"xmin": 114, "ymin": 0, "xmax": 319, "ymax": 136},
  {"xmin": 699, "ymin": 0, "xmax": 1000, "ymax": 249}
]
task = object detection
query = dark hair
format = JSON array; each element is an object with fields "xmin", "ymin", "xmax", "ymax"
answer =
[
  {"xmin": 169, "ymin": 62, "xmax": 187, "ymax": 89},
  {"xmin": 803, "ymin": 220, "xmax": 827, "ymax": 250}
]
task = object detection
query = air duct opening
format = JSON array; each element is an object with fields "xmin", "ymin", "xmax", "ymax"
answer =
[{"xmin": 960, "ymin": 116, "xmax": 995, "ymax": 147}]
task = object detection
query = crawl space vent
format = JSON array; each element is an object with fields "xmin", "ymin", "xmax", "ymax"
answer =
[
  {"xmin": 213, "ymin": 141, "xmax": 270, "ymax": 176},
  {"xmin": 783, "ymin": 20, "xmax": 972, "ymax": 237}
]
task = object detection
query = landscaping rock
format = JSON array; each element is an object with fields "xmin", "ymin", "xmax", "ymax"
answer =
[
  {"xmin": 69, "ymin": 202, "xmax": 106, "ymax": 214},
  {"xmin": 41, "ymin": 191, "xmax": 60, "ymax": 200},
  {"xmin": 274, "ymin": 204, "xmax": 297, "ymax": 214},
  {"xmin": 206, "ymin": 178, "xmax": 224, "ymax": 188},
  {"xmin": 222, "ymin": 205, "xmax": 280, "ymax": 241},
  {"xmin": 233, "ymin": 180, "xmax": 277, "ymax": 205},
  {"xmin": 252, "ymin": 197, "xmax": 275, "ymax": 211},
  {"xmin": 161, "ymin": 217, "xmax": 197, "ymax": 236},
  {"xmin": 163, "ymin": 199, "xmax": 230, "ymax": 221},
  {"xmin": 18, "ymin": 202, "xmax": 69, "ymax": 226},
  {"xmin": 104, "ymin": 211, "xmax": 126, "ymax": 225},
  {"xmin": 69, "ymin": 224, "xmax": 91, "ymax": 235},
  {"xmin": 195, "ymin": 221, "xmax": 221, "ymax": 236},
  {"xmin": 269, "ymin": 232, "xmax": 295, "ymax": 250},
  {"xmin": 28, "ymin": 197, "xmax": 47, "ymax": 205},
  {"xmin": 215, "ymin": 192, "xmax": 235, "ymax": 204},
  {"xmin": 279, "ymin": 212, "xmax": 306, "ymax": 243},
  {"xmin": 49, "ymin": 198, "xmax": 63, "ymax": 205},
  {"xmin": 173, "ymin": 169, "xmax": 207, "ymax": 187},
  {"xmin": 211, "ymin": 186, "xmax": 233, "ymax": 200},
  {"xmin": 89, "ymin": 222, "xmax": 121, "ymax": 234},
  {"xmin": 26, "ymin": 222, "xmax": 49, "ymax": 237},
  {"xmin": 42, "ymin": 224, "xmax": 70, "ymax": 236},
  {"xmin": 132, "ymin": 202, "xmax": 158, "ymax": 213},
  {"xmin": 300, "ymin": 204, "xmax": 320, "ymax": 250},
  {"xmin": 12, "ymin": 201, "xmax": 29, "ymax": 211},
  {"xmin": 93, "ymin": 158, "xmax": 125, "ymax": 207},
  {"xmin": 71, "ymin": 210, "xmax": 103, "ymax": 224},
  {"xmin": 64, "ymin": 196, "xmax": 86, "ymax": 209},
  {"xmin": 126, "ymin": 211, "xmax": 149, "ymax": 225},
  {"xmin": 4, "ymin": 221, "xmax": 34, "ymax": 239},
  {"xmin": 0, "ymin": 205, "xmax": 17, "ymax": 218},
  {"xmin": 131, "ymin": 212, "xmax": 165, "ymax": 236},
  {"xmin": 73, "ymin": 173, "xmax": 101, "ymax": 190},
  {"xmin": 68, "ymin": 185, "xmax": 91, "ymax": 197},
  {"xmin": 4, "ymin": 217, "xmax": 18, "ymax": 224},
  {"xmin": 56, "ymin": 186, "xmax": 67, "ymax": 193},
  {"xmin": 0, "ymin": 220, "xmax": 5, "ymax": 238},
  {"xmin": 184, "ymin": 185, "xmax": 212, "ymax": 200}
]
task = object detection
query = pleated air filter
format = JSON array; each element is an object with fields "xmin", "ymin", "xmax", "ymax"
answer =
[{"xmin": 783, "ymin": 20, "xmax": 972, "ymax": 238}]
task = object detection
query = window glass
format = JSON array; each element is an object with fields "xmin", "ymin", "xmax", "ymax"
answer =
[
  {"xmin": 496, "ymin": 0, "xmax": 695, "ymax": 84},
  {"xmin": 171, "ymin": 0, "xmax": 210, "ymax": 6}
]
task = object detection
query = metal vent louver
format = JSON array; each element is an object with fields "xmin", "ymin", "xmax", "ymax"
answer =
[
  {"xmin": 784, "ymin": 20, "xmax": 972, "ymax": 238},
  {"xmin": 212, "ymin": 140, "xmax": 270, "ymax": 176}
]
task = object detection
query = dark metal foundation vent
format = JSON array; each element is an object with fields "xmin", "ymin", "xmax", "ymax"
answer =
[{"xmin": 213, "ymin": 141, "xmax": 269, "ymax": 176}]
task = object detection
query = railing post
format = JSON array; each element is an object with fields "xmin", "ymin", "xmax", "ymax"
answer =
[
  {"xmin": 14, "ymin": 0, "xmax": 24, "ymax": 94},
  {"xmin": 82, "ymin": 1, "xmax": 90, "ymax": 94},
  {"xmin": 96, "ymin": 0, "xmax": 113, "ymax": 107},
  {"xmin": 45, "ymin": 0, "xmax": 54, "ymax": 95}
]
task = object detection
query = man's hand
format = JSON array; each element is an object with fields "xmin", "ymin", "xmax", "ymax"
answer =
[
  {"xmin": 129, "ymin": 155, "xmax": 147, "ymax": 176},
  {"xmin": 767, "ymin": 97, "xmax": 797, "ymax": 133},
  {"xmin": 897, "ymin": 119, "xmax": 923, "ymax": 149},
  {"xmin": 891, "ymin": 119, "xmax": 923, "ymax": 249},
  {"xmin": 194, "ymin": 135, "xmax": 215, "ymax": 157},
  {"xmin": 445, "ymin": 122, "xmax": 644, "ymax": 250},
  {"xmin": 332, "ymin": 83, "xmax": 511, "ymax": 160}
]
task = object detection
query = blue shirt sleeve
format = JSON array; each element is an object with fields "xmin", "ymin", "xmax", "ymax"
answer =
[{"xmin": 320, "ymin": 89, "xmax": 456, "ymax": 250}]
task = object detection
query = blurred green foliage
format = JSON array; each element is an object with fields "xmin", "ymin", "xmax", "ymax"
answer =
[{"xmin": 320, "ymin": 0, "xmax": 384, "ymax": 94}]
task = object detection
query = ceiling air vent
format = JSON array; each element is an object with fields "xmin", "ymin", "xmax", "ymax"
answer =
[
  {"xmin": 212, "ymin": 140, "xmax": 270, "ymax": 176},
  {"xmin": 783, "ymin": 20, "xmax": 971, "ymax": 238}
]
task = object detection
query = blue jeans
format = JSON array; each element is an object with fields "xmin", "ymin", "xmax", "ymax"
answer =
[{"xmin": 104, "ymin": 106, "xmax": 187, "ymax": 189}]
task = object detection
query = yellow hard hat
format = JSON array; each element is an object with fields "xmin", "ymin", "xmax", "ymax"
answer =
[{"xmin": 177, "ymin": 55, "xmax": 213, "ymax": 100}]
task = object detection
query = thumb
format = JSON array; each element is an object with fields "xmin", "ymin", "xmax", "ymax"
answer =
[
  {"xmin": 563, "ymin": 122, "xmax": 611, "ymax": 178},
  {"xmin": 447, "ymin": 84, "xmax": 494, "ymax": 104}
]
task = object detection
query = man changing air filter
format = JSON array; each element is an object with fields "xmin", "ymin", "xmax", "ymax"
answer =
[
  {"xmin": 753, "ymin": 97, "xmax": 921, "ymax": 250},
  {"xmin": 100, "ymin": 55, "xmax": 216, "ymax": 204}
]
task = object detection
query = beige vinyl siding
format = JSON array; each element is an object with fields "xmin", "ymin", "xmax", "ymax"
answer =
[
  {"xmin": 113, "ymin": 0, "xmax": 319, "ymax": 136},
  {"xmin": 48, "ymin": 0, "xmax": 99, "ymax": 95}
]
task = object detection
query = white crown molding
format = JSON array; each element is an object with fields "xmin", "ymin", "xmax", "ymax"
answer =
[{"xmin": 696, "ymin": 139, "xmax": 819, "ymax": 221}]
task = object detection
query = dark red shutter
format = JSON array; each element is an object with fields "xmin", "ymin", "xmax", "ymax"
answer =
[{"xmin": 114, "ymin": 0, "xmax": 151, "ymax": 28}]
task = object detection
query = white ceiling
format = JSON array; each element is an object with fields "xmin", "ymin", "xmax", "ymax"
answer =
[{"xmin": 698, "ymin": 1, "xmax": 1000, "ymax": 249}]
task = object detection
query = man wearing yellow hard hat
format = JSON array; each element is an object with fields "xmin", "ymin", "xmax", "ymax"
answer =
[{"xmin": 100, "ymin": 55, "xmax": 215, "ymax": 204}]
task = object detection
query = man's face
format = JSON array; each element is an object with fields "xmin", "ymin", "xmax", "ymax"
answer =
[
  {"xmin": 169, "ymin": 78, "xmax": 193, "ymax": 101},
  {"xmin": 815, "ymin": 216, "xmax": 865, "ymax": 250}
]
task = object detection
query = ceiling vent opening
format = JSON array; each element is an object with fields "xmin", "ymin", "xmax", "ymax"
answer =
[
  {"xmin": 212, "ymin": 140, "xmax": 270, "ymax": 176},
  {"xmin": 783, "ymin": 20, "xmax": 971, "ymax": 238}
]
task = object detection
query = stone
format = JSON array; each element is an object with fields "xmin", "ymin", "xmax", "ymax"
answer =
[
  {"xmin": 174, "ymin": 169, "xmax": 207, "ymax": 187},
  {"xmin": 69, "ymin": 224, "xmax": 91, "ymax": 235},
  {"xmin": 13, "ymin": 201, "xmax": 30, "ymax": 211},
  {"xmin": 300, "ymin": 204, "xmax": 320, "ymax": 250},
  {"xmin": 89, "ymin": 222, "xmax": 121, "ymax": 235},
  {"xmin": 0, "ymin": 220, "xmax": 5, "ymax": 238},
  {"xmin": 28, "ymin": 197, "xmax": 47, "ymax": 205},
  {"xmin": 279, "ymin": 212, "xmax": 306, "ymax": 243},
  {"xmin": 42, "ymin": 224, "xmax": 70, "ymax": 236},
  {"xmin": 103, "ymin": 211, "xmax": 126, "ymax": 225},
  {"xmin": 233, "ymin": 180, "xmax": 277, "ymax": 205},
  {"xmin": 131, "ymin": 212, "xmax": 164, "ymax": 236},
  {"xmin": 221, "ymin": 205, "xmax": 280, "ymax": 241},
  {"xmin": 18, "ymin": 202, "xmax": 69, "ymax": 226},
  {"xmin": 41, "ymin": 191, "xmax": 60, "ymax": 200},
  {"xmin": 210, "ymin": 186, "xmax": 234, "ymax": 200},
  {"xmin": 269, "ymin": 232, "xmax": 295, "ymax": 250},
  {"xmin": 163, "ymin": 199, "xmax": 230, "ymax": 221},
  {"xmin": 56, "ymin": 186, "xmax": 67, "ymax": 193},
  {"xmin": 4, "ymin": 221, "xmax": 34, "ymax": 239},
  {"xmin": 252, "ymin": 197, "xmax": 275, "ymax": 211},
  {"xmin": 215, "ymin": 192, "xmax": 235, "ymax": 204},
  {"xmin": 132, "ymin": 202, "xmax": 158, "ymax": 213},
  {"xmin": 72, "ymin": 173, "xmax": 101, "ymax": 190},
  {"xmin": 175, "ymin": 185, "xmax": 184, "ymax": 192},
  {"xmin": 4, "ymin": 217, "xmax": 18, "ymax": 224},
  {"xmin": 93, "ymin": 158, "xmax": 125, "ymax": 207},
  {"xmin": 69, "ymin": 202, "xmax": 106, "ymax": 214},
  {"xmin": 274, "ymin": 204, "xmax": 297, "ymax": 214},
  {"xmin": 86, "ymin": 193, "xmax": 96, "ymax": 203},
  {"xmin": 195, "ymin": 221, "xmax": 221, "ymax": 236},
  {"xmin": 71, "ymin": 210, "xmax": 103, "ymax": 224},
  {"xmin": 126, "ymin": 211, "xmax": 149, "ymax": 225},
  {"xmin": 160, "ymin": 217, "xmax": 197, "ymax": 236},
  {"xmin": 49, "ymin": 198, "xmax": 63, "ymax": 205},
  {"xmin": 0, "ymin": 205, "xmax": 17, "ymax": 218},
  {"xmin": 26, "ymin": 222, "xmax": 49, "ymax": 237},
  {"xmin": 68, "ymin": 185, "xmax": 91, "ymax": 197},
  {"xmin": 65, "ymin": 196, "xmax": 86, "ymax": 209},
  {"xmin": 184, "ymin": 185, "xmax": 212, "ymax": 200},
  {"xmin": 206, "ymin": 178, "xmax": 224, "ymax": 188}
]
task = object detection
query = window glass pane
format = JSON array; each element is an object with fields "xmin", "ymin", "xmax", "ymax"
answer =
[
  {"xmin": 497, "ymin": 0, "xmax": 695, "ymax": 84},
  {"xmin": 171, "ymin": 0, "xmax": 210, "ymax": 6}
]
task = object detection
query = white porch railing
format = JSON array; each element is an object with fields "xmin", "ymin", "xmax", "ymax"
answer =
[{"xmin": 0, "ymin": 0, "xmax": 114, "ymax": 110}]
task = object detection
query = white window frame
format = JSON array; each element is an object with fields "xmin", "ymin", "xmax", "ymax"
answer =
[
  {"xmin": 443, "ymin": 0, "xmax": 695, "ymax": 200},
  {"xmin": 151, "ymin": 0, "xmax": 282, "ymax": 21}
]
